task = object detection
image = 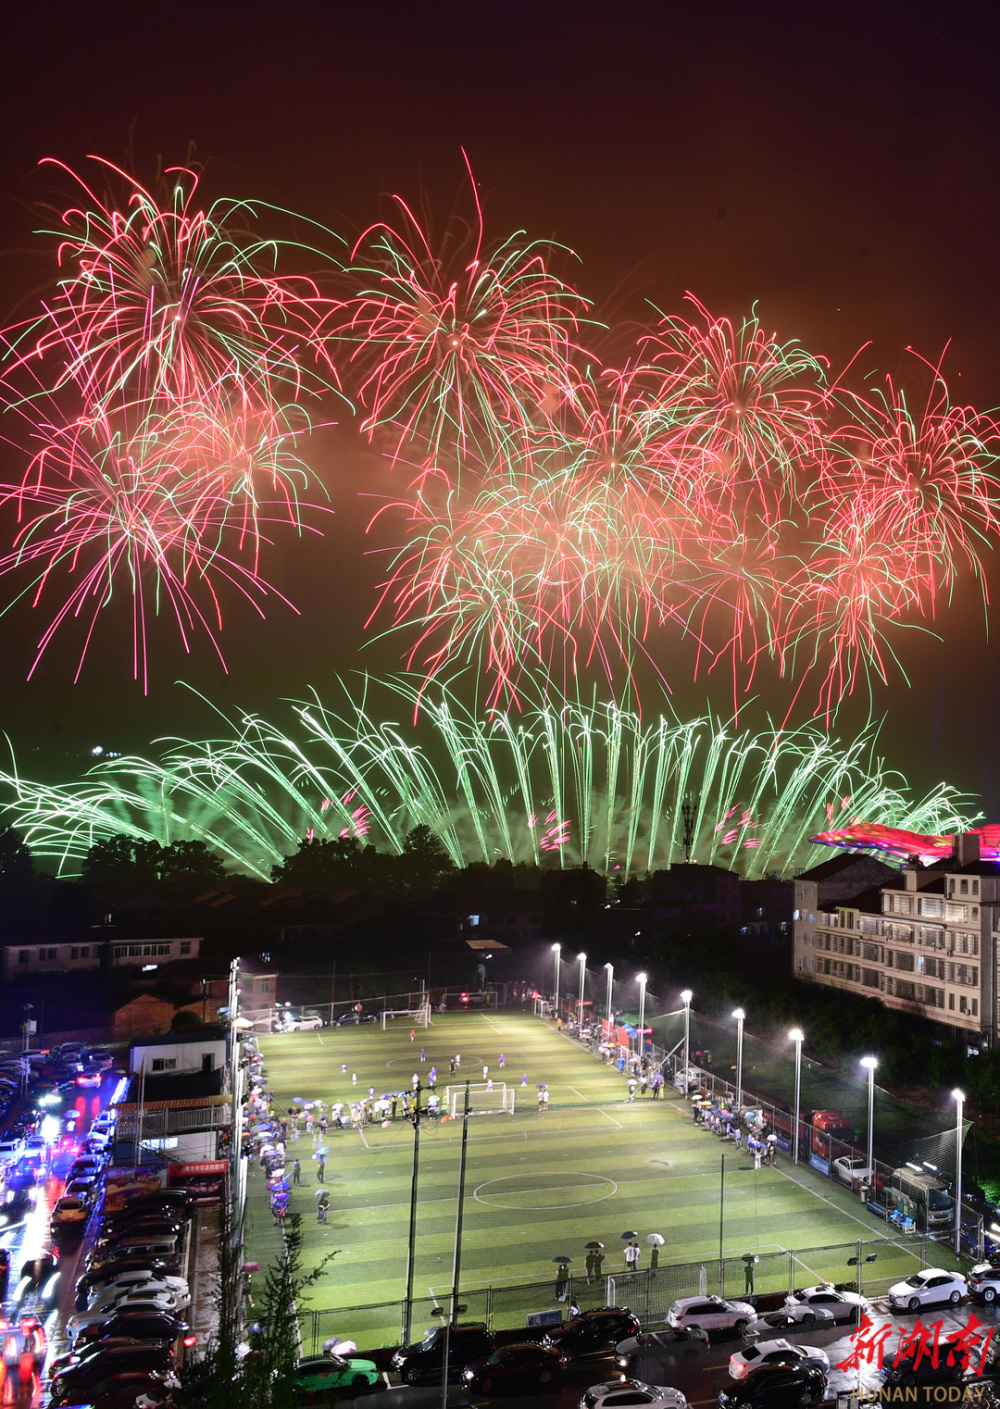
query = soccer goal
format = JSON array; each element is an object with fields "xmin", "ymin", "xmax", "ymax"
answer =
[
  {"xmin": 445, "ymin": 1082, "xmax": 515, "ymax": 1117},
  {"xmin": 381, "ymin": 1002, "xmax": 431, "ymax": 1030}
]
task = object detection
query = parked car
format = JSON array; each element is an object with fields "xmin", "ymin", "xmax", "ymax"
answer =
[
  {"xmin": 69, "ymin": 1292, "xmax": 186, "ymax": 1334},
  {"xmin": 784, "ymin": 1286, "xmax": 867, "ymax": 1324},
  {"xmin": 75, "ymin": 1067, "xmax": 104, "ymax": 1088},
  {"xmin": 668, "ymin": 1297, "xmax": 756, "ymax": 1337},
  {"xmin": 551, "ymin": 1307, "xmax": 641, "ymax": 1358},
  {"xmin": 615, "ymin": 1328, "xmax": 710, "ymax": 1374},
  {"xmin": 73, "ymin": 1310, "xmax": 191, "ymax": 1347},
  {"xmin": 462, "ymin": 1340, "xmax": 566, "ymax": 1394},
  {"xmin": 580, "ymin": 1380, "xmax": 687, "ymax": 1409},
  {"xmin": 741, "ymin": 1307, "xmax": 836, "ymax": 1343},
  {"xmin": 89, "ymin": 1237, "xmax": 182, "ymax": 1268},
  {"xmin": 881, "ymin": 1356, "xmax": 965, "ymax": 1391},
  {"xmin": 728, "ymin": 1341, "xmax": 831, "ymax": 1380},
  {"xmin": 88, "ymin": 1273, "xmax": 190, "ymax": 1309},
  {"xmin": 48, "ymin": 1368, "xmax": 178, "ymax": 1409},
  {"xmin": 887, "ymin": 1268, "xmax": 967, "ymax": 1312},
  {"xmin": 51, "ymin": 1342, "xmax": 176, "ymax": 1397},
  {"xmin": 717, "ymin": 1365, "xmax": 827, "ymax": 1409},
  {"xmin": 969, "ymin": 1263, "xmax": 1000, "ymax": 1304},
  {"xmin": 390, "ymin": 1323, "xmax": 495, "ymax": 1383},
  {"xmin": 284, "ymin": 1015, "xmax": 324, "ymax": 1031},
  {"xmin": 293, "ymin": 1353, "xmax": 382, "ymax": 1396},
  {"xmin": 832, "ymin": 1155, "xmax": 873, "ymax": 1186}
]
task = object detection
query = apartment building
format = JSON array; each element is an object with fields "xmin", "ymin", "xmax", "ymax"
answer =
[{"xmin": 793, "ymin": 833, "xmax": 1000, "ymax": 1046}]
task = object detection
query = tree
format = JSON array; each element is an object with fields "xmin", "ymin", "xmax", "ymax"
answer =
[
  {"xmin": 160, "ymin": 839, "xmax": 225, "ymax": 889},
  {"xmin": 271, "ymin": 836, "xmax": 364, "ymax": 892},
  {"xmin": 82, "ymin": 834, "xmax": 163, "ymax": 904},
  {"xmin": 396, "ymin": 824, "xmax": 454, "ymax": 896},
  {"xmin": 0, "ymin": 825, "xmax": 34, "ymax": 893}
]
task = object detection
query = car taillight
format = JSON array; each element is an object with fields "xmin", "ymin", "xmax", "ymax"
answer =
[
  {"xmin": 734, "ymin": 1364, "xmax": 747, "ymax": 1378},
  {"xmin": 183, "ymin": 1336, "xmax": 197, "ymax": 1347}
]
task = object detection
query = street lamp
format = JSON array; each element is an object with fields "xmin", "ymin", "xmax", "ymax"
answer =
[
  {"xmin": 732, "ymin": 1009, "xmax": 745, "ymax": 1110},
  {"xmin": 789, "ymin": 1029, "xmax": 804, "ymax": 1165},
  {"xmin": 552, "ymin": 943, "xmax": 561, "ymax": 1022},
  {"xmin": 605, "ymin": 963, "xmax": 614, "ymax": 1030},
  {"xmin": 681, "ymin": 989, "xmax": 693, "ymax": 1096},
  {"xmin": 953, "ymin": 1088, "xmax": 965, "ymax": 1257},
  {"xmin": 577, "ymin": 953, "xmax": 587, "ymax": 1030},
  {"xmin": 637, "ymin": 973, "xmax": 647, "ymax": 1063},
  {"xmin": 860, "ymin": 1057, "xmax": 878, "ymax": 1184}
]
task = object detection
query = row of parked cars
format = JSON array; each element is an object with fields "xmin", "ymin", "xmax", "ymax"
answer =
[{"xmin": 48, "ymin": 1187, "xmax": 197, "ymax": 1409}]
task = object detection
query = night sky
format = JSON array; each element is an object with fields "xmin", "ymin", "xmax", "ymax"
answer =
[{"xmin": 1, "ymin": 0, "xmax": 999, "ymax": 819}]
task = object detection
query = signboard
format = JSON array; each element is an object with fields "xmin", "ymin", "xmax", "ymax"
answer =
[
  {"xmin": 103, "ymin": 1166, "xmax": 164, "ymax": 1213},
  {"xmin": 809, "ymin": 1153, "xmax": 831, "ymax": 1177},
  {"xmin": 526, "ymin": 1310, "xmax": 563, "ymax": 1329},
  {"xmin": 169, "ymin": 1158, "xmax": 226, "ymax": 1203}
]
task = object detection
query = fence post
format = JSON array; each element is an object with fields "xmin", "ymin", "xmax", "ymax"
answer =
[
  {"xmin": 788, "ymin": 1249, "xmax": 795, "ymax": 1293},
  {"xmin": 856, "ymin": 1239, "xmax": 863, "ymax": 1295}
]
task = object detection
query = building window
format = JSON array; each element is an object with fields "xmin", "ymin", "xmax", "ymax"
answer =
[
  {"xmin": 180, "ymin": 941, "xmax": 191, "ymax": 955},
  {"xmin": 80, "ymin": 946, "xmax": 89, "ymax": 958},
  {"xmin": 70, "ymin": 947, "xmax": 78, "ymax": 959},
  {"xmin": 961, "ymin": 880, "xmax": 969, "ymax": 894},
  {"xmin": 18, "ymin": 950, "xmax": 28, "ymax": 964},
  {"xmin": 949, "ymin": 993, "xmax": 955, "ymax": 1010},
  {"xmin": 114, "ymin": 946, "xmax": 126, "ymax": 958},
  {"xmin": 151, "ymin": 1057, "xmax": 177, "ymax": 1073},
  {"xmin": 128, "ymin": 944, "xmax": 141, "ymax": 957},
  {"xmin": 960, "ymin": 996, "xmax": 969, "ymax": 1015},
  {"xmin": 973, "ymin": 999, "xmax": 979, "ymax": 1017}
]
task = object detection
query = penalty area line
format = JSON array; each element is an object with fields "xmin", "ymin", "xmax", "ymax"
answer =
[{"xmin": 598, "ymin": 1108, "xmax": 624, "ymax": 1129}]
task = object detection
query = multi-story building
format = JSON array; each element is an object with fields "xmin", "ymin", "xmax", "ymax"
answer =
[
  {"xmin": 793, "ymin": 833, "xmax": 1000, "ymax": 1046},
  {"xmin": 0, "ymin": 934, "xmax": 200, "ymax": 982}
]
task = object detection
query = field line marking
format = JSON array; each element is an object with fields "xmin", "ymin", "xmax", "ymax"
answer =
[
  {"xmin": 774, "ymin": 1162, "xmax": 910, "ymax": 1253},
  {"xmin": 597, "ymin": 1108, "xmax": 624, "ymax": 1129},
  {"xmin": 791, "ymin": 1252, "xmax": 824, "ymax": 1283},
  {"xmin": 480, "ymin": 1015, "xmax": 504, "ymax": 1034},
  {"xmin": 357, "ymin": 1128, "xmax": 370, "ymax": 1150},
  {"xmin": 568, "ymin": 1086, "xmax": 589, "ymax": 1101}
]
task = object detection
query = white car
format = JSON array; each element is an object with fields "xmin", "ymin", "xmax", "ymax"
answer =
[
  {"xmin": 832, "ymin": 1155, "xmax": 873, "ymax": 1186},
  {"xmin": 580, "ymin": 1382, "xmax": 686, "ymax": 1409},
  {"xmin": 68, "ymin": 1291, "xmax": 185, "ymax": 1332},
  {"xmin": 887, "ymin": 1268, "xmax": 967, "ymax": 1312},
  {"xmin": 91, "ymin": 1283, "xmax": 189, "ymax": 1314},
  {"xmin": 667, "ymin": 1296, "xmax": 755, "ymax": 1336},
  {"xmin": 285, "ymin": 1014, "xmax": 323, "ymax": 1031},
  {"xmin": 785, "ymin": 1286, "xmax": 867, "ymax": 1323},
  {"xmin": 741, "ymin": 1307, "xmax": 836, "ymax": 1343},
  {"xmin": 88, "ymin": 1272, "xmax": 190, "ymax": 1308},
  {"xmin": 728, "ymin": 1340, "xmax": 831, "ymax": 1380}
]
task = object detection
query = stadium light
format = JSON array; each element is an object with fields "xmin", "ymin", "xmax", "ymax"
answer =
[
  {"xmin": 604, "ymin": 962, "xmax": 614, "ymax": 1029},
  {"xmin": 789, "ymin": 1028, "xmax": 805, "ymax": 1165},
  {"xmin": 681, "ymin": 989, "xmax": 693, "ymax": 1096},
  {"xmin": 860, "ymin": 1056, "xmax": 878, "ymax": 1187},
  {"xmin": 577, "ymin": 952, "xmax": 587, "ymax": 1030},
  {"xmin": 953, "ymin": 1088, "xmax": 965, "ymax": 1257},
  {"xmin": 732, "ymin": 1008, "xmax": 745, "ymax": 1109},
  {"xmin": 637, "ymin": 973, "xmax": 647, "ymax": 1062},
  {"xmin": 552, "ymin": 943, "xmax": 561, "ymax": 1022}
]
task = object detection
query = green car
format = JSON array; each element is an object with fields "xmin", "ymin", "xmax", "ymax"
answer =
[{"xmin": 294, "ymin": 1354, "xmax": 383, "ymax": 1398}]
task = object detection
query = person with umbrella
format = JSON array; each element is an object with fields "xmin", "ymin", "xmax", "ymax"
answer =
[
  {"xmin": 647, "ymin": 1233, "xmax": 664, "ymax": 1269},
  {"xmin": 584, "ymin": 1241, "xmax": 603, "ymax": 1283},
  {"xmin": 315, "ymin": 1149, "xmax": 327, "ymax": 1183}
]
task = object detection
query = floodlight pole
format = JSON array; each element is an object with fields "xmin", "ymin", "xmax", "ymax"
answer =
[
  {"xmin": 954, "ymin": 1088, "xmax": 965, "ymax": 1257},
  {"xmin": 860, "ymin": 1057, "xmax": 878, "ymax": 1185},
  {"xmin": 441, "ymin": 1082, "xmax": 471, "ymax": 1409},
  {"xmin": 733, "ymin": 1009, "xmax": 745, "ymax": 1110},
  {"xmin": 401, "ymin": 1082, "xmax": 424, "ymax": 1346},
  {"xmin": 681, "ymin": 990, "xmax": 693, "ymax": 1096},
  {"xmin": 790, "ymin": 1029, "xmax": 804, "ymax": 1165},
  {"xmin": 578, "ymin": 952, "xmax": 587, "ymax": 1030},
  {"xmin": 605, "ymin": 963, "xmax": 614, "ymax": 1030},
  {"xmin": 552, "ymin": 943, "xmax": 561, "ymax": 1022},
  {"xmin": 637, "ymin": 974, "xmax": 647, "ymax": 1064}
]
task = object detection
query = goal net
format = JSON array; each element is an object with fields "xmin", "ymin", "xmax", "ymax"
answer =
[
  {"xmin": 445, "ymin": 1083, "xmax": 515, "ymax": 1117},
  {"xmin": 381, "ymin": 1002, "xmax": 431, "ymax": 1030}
]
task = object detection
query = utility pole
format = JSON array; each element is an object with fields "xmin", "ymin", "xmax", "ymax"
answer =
[
  {"xmin": 440, "ymin": 1083, "xmax": 471, "ymax": 1409},
  {"xmin": 402, "ymin": 1082, "xmax": 426, "ymax": 1346}
]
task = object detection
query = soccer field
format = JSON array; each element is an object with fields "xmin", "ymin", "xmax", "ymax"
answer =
[{"xmin": 252, "ymin": 1012, "xmax": 941, "ymax": 1349}]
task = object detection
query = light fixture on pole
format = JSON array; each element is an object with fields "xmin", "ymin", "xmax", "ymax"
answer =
[
  {"xmin": 733, "ymin": 1009, "xmax": 745, "ymax": 1110},
  {"xmin": 789, "ymin": 1029, "xmax": 804, "ymax": 1165},
  {"xmin": 578, "ymin": 953, "xmax": 587, "ymax": 1030},
  {"xmin": 860, "ymin": 1057, "xmax": 878, "ymax": 1185},
  {"xmin": 637, "ymin": 973, "xmax": 647, "ymax": 1063},
  {"xmin": 605, "ymin": 963, "xmax": 614, "ymax": 1029},
  {"xmin": 681, "ymin": 989, "xmax": 693, "ymax": 1096},
  {"xmin": 953, "ymin": 1088, "xmax": 965, "ymax": 1257},
  {"xmin": 552, "ymin": 943, "xmax": 561, "ymax": 1022}
]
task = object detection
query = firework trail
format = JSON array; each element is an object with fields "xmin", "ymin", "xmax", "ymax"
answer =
[{"xmin": 0, "ymin": 676, "xmax": 976, "ymax": 880}]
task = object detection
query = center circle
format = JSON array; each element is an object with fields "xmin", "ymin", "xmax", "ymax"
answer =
[{"xmin": 473, "ymin": 1172, "xmax": 618, "ymax": 1211}]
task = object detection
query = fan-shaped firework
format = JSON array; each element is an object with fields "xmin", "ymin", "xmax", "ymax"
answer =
[
  {"xmin": 0, "ymin": 676, "xmax": 976, "ymax": 881},
  {"xmin": 4, "ymin": 157, "xmax": 339, "ymax": 414}
]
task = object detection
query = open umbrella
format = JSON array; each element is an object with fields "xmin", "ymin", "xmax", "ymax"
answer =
[
  {"xmin": 646, "ymin": 1234, "xmax": 665, "ymax": 1247},
  {"xmin": 620, "ymin": 1231, "xmax": 638, "ymax": 1240},
  {"xmin": 584, "ymin": 1241, "xmax": 604, "ymax": 1250},
  {"xmin": 292, "ymin": 1097, "xmax": 306, "ymax": 1106},
  {"xmin": 323, "ymin": 1338, "xmax": 358, "ymax": 1357},
  {"xmin": 551, "ymin": 1256, "xmax": 573, "ymax": 1263},
  {"xmin": 536, "ymin": 1084, "xmax": 548, "ymax": 1090},
  {"xmin": 314, "ymin": 1147, "xmax": 329, "ymax": 1158},
  {"xmin": 314, "ymin": 1189, "xmax": 329, "ymax": 1198},
  {"xmin": 243, "ymin": 1263, "xmax": 262, "ymax": 1273}
]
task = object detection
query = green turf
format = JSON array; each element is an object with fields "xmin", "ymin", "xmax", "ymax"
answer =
[{"xmin": 250, "ymin": 1013, "xmax": 956, "ymax": 1350}]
